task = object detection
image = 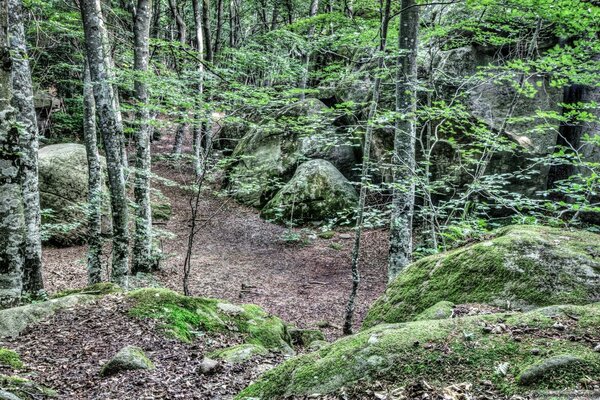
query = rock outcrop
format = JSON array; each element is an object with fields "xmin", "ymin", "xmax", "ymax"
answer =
[
  {"xmin": 261, "ymin": 159, "xmax": 357, "ymax": 224},
  {"xmin": 363, "ymin": 225, "xmax": 600, "ymax": 327}
]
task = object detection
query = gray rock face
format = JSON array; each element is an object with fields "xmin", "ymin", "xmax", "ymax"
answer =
[
  {"xmin": 228, "ymin": 99, "xmax": 357, "ymax": 207},
  {"xmin": 518, "ymin": 355, "xmax": 583, "ymax": 385},
  {"xmin": 38, "ymin": 143, "xmax": 110, "ymax": 244},
  {"xmin": 198, "ymin": 357, "xmax": 219, "ymax": 375},
  {"xmin": 100, "ymin": 345, "xmax": 155, "ymax": 377},
  {"xmin": 0, "ymin": 390, "xmax": 21, "ymax": 400},
  {"xmin": 261, "ymin": 159, "xmax": 358, "ymax": 223}
]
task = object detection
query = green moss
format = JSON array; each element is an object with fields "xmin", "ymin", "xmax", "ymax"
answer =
[
  {"xmin": 151, "ymin": 201, "xmax": 172, "ymax": 221},
  {"xmin": 0, "ymin": 349, "xmax": 23, "ymax": 370},
  {"xmin": 53, "ymin": 282, "xmax": 122, "ymax": 299},
  {"xmin": 318, "ymin": 231, "xmax": 335, "ymax": 239},
  {"xmin": 236, "ymin": 304, "xmax": 600, "ymax": 399},
  {"xmin": 127, "ymin": 288, "xmax": 293, "ymax": 352},
  {"xmin": 0, "ymin": 374, "xmax": 56, "ymax": 398},
  {"xmin": 414, "ymin": 301, "xmax": 455, "ymax": 321},
  {"xmin": 364, "ymin": 225, "xmax": 600, "ymax": 328}
]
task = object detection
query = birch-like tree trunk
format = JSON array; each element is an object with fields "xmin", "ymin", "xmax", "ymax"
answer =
[
  {"xmin": 343, "ymin": 0, "xmax": 391, "ymax": 335},
  {"xmin": 193, "ymin": 0, "xmax": 205, "ymax": 177},
  {"xmin": 299, "ymin": 0, "xmax": 319, "ymax": 100},
  {"xmin": 8, "ymin": 0, "xmax": 44, "ymax": 297},
  {"xmin": 80, "ymin": 0, "xmax": 130, "ymax": 286},
  {"xmin": 0, "ymin": 0, "xmax": 24, "ymax": 307},
  {"xmin": 83, "ymin": 62, "xmax": 103, "ymax": 284},
  {"xmin": 388, "ymin": 0, "xmax": 418, "ymax": 282},
  {"xmin": 132, "ymin": 0, "xmax": 154, "ymax": 273}
]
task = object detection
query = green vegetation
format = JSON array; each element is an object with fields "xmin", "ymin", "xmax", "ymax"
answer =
[
  {"xmin": 0, "ymin": 374, "xmax": 56, "ymax": 399},
  {"xmin": 127, "ymin": 288, "xmax": 292, "ymax": 352},
  {"xmin": 364, "ymin": 225, "xmax": 600, "ymax": 327},
  {"xmin": 237, "ymin": 304, "xmax": 600, "ymax": 399},
  {"xmin": 0, "ymin": 349, "xmax": 23, "ymax": 370}
]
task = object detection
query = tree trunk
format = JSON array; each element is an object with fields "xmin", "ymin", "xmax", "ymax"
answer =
[
  {"xmin": 214, "ymin": 0, "xmax": 223, "ymax": 55},
  {"xmin": 193, "ymin": 0, "xmax": 205, "ymax": 177},
  {"xmin": 388, "ymin": 0, "xmax": 418, "ymax": 281},
  {"xmin": 0, "ymin": 0, "xmax": 24, "ymax": 307},
  {"xmin": 172, "ymin": 123, "xmax": 186, "ymax": 155},
  {"xmin": 80, "ymin": 0, "xmax": 130, "ymax": 287},
  {"xmin": 299, "ymin": 0, "xmax": 319, "ymax": 100},
  {"xmin": 229, "ymin": 0, "xmax": 241, "ymax": 47},
  {"xmin": 7, "ymin": 0, "xmax": 44, "ymax": 297},
  {"xmin": 83, "ymin": 62, "xmax": 103, "ymax": 284},
  {"xmin": 132, "ymin": 0, "xmax": 154, "ymax": 274},
  {"xmin": 168, "ymin": 0, "xmax": 187, "ymax": 44},
  {"xmin": 343, "ymin": 0, "xmax": 391, "ymax": 335},
  {"xmin": 202, "ymin": 0, "xmax": 213, "ymax": 62}
]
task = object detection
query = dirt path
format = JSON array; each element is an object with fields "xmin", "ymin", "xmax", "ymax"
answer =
[{"xmin": 42, "ymin": 137, "xmax": 389, "ymax": 337}]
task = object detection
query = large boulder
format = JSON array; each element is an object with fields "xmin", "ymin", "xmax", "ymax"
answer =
[
  {"xmin": 363, "ymin": 225, "xmax": 600, "ymax": 328},
  {"xmin": 100, "ymin": 345, "xmax": 155, "ymax": 376},
  {"xmin": 227, "ymin": 99, "xmax": 357, "ymax": 207},
  {"xmin": 39, "ymin": 143, "xmax": 171, "ymax": 244},
  {"xmin": 236, "ymin": 303, "xmax": 600, "ymax": 399},
  {"xmin": 38, "ymin": 143, "xmax": 109, "ymax": 244},
  {"xmin": 261, "ymin": 160, "xmax": 358, "ymax": 224}
]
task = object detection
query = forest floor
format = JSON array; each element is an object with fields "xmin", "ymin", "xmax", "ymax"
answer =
[{"xmin": 42, "ymin": 135, "xmax": 389, "ymax": 339}]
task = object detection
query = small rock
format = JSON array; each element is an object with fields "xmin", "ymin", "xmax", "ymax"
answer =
[
  {"xmin": 0, "ymin": 390, "xmax": 21, "ymax": 400},
  {"xmin": 530, "ymin": 348, "xmax": 541, "ymax": 355},
  {"xmin": 491, "ymin": 326, "xmax": 504, "ymax": 334},
  {"xmin": 211, "ymin": 344, "xmax": 268, "ymax": 364},
  {"xmin": 482, "ymin": 326, "xmax": 492, "ymax": 333},
  {"xmin": 100, "ymin": 345, "xmax": 155, "ymax": 377},
  {"xmin": 593, "ymin": 344, "xmax": 600, "ymax": 352},
  {"xmin": 552, "ymin": 322, "xmax": 566, "ymax": 331},
  {"xmin": 198, "ymin": 357, "xmax": 219, "ymax": 375},
  {"xmin": 519, "ymin": 355, "xmax": 583, "ymax": 385},
  {"xmin": 217, "ymin": 302, "xmax": 245, "ymax": 315},
  {"xmin": 307, "ymin": 340, "xmax": 328, "ymax": 352},
  {"xmin": 339, "ymin": 233, "xmax": 352, "ymax": 240}
]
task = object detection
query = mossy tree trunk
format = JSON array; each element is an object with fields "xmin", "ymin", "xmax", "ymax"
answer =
[
  {"xmin": 80, "ymin": 0, "xmax": 130, "ymax": 287},
  {"xmin": 131, "ymin": 0, "xmax": 154, "ymax": 274},
  {"xmin": 8, "ymin": 0, "xmax": 44, "ymax": 298},
  {"xmin": 0, "ymin": 0, "xmax": 25, "ymax": 307},
  {"xmin": 388, "ymin": 0, "xmax": 418, "ymax": 282},
  {"xmin": 83, "ymin": 62, "xmax": 103, "ymax": 284}
]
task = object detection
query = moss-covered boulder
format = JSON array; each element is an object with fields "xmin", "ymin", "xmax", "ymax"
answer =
[
  {"xmin": 0, "ymin": 374, "xmax": 55, "ymax": 399},
  {"xmin": 261, "ymin": 160, "xmax": 357, "ymax": 223},
  {"xmin": 38, "ymin": 144, "xmax": 110, "ymax": 245},
  {"xmin": 0, "ymin": 295, "xmax": 96, "ymax": 338},
  {"xmin": 210, "ymin": 344, "xmax": 269, "ymax": 364},
  {"xmin": 0, "ymin": 349, "xmax": 23, "ymax": 370},
  {"xmin": 227, "ymin": 99, "xmax": 356, "ymax": 207},
  {"xmin": 236, "ymin": 303, "xmax": 600, "ymax": 399},
  {"xmin": 364, "ymin": 225, "xmax": 600, "ymax": 327},
  {"xmin": 100, "ymin": 345, "xmax": 155, "ymax": 377},
  {"xmin": 127, "ymin": 289, "xmax": 293, "ymax": 354}
]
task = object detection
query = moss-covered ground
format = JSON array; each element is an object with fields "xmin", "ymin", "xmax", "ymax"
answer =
[{"xmin": 237, "ymin": 303, "xmax": 600, "ymax": 399}]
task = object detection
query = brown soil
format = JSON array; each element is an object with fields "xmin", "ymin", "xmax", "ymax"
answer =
[{"xmin": 42, "ymin": 136, "xmax": 389, "ymax": 339}]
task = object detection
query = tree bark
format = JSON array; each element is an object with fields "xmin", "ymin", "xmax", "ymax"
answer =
[
  {"xmin": 132, "ymin": 0, "xmax": 154, "ymax": 274},
  {"xmin": 172, "ymin": 123, "xmax": 186, "ymax": 155},
  {"xmin": 0, "ymin": 0, "xmax": 24, "ymax": 308},
  {"xmin": 343, "ymin": 0, "xmax": 392, "ymax": 335},
  {"xmin": 202, "ymin": 0, "xmax": 213, "ymax": 62},
  {"xmin": 83, "ymin": 62, "xmax": 103, "ymax": 284},
  {"xmin": 193, "ymin": 0, "xmax": 205, "ymax": 177},
  {"xmin": 388, "ymin": 0, "xmax": 418, "ymax": 282},
  {"xmin": 214, "ymin": 0, "xmax": 223, "ymax": 55},
  {"xmin": 229, "ymin": 0, "xmax": 241, "ymax": 47},
  {"xmin": 80, "ymin": 0, "xmax": 130, "ymax": 287},
  {"xmin": 168, "ymin": 0, "xmax": 187, "ymax": 44},
  {"xmin": 7, "ymin": 0, "xmax": 44, "ymax": 297}
]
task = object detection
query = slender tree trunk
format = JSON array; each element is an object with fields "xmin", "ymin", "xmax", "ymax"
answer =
[
  {"xmin": 214, "ymin": 0, "xmax": 223, "ymax": 55},
  {"xmin": 132, "ymin": 0, "xmax": 154, "ymax": 274},
  {"xmin": 202, "ymin": 0, "xmax": 213, "ymax": 62},
  {"xmin": 0, "ymin": 0, "xmax": 24, "ymax": 307},
  {"xmin": 168, "ymin": 0, "xmax": 187, "ymax": 44},
  {"xmin": 172, "ymin": 123, "xmax": 186, "ymax": 155},
  {"xmin": 80, "ymin": 0, "xmax": 130, "ymax": 287},
  {"xmin": 343, "ymin": 0, "xmax": 391, "ymax": 335},
  {"xmin": 270, "ymin": 2, "xmax": 278, "ymax": 30},
  {"xmin": 229, "ymin": 0, "xmax": 241, "ymax": 47},
  {"xmin": 7, "ymin": 0, "xmax": 44, "ymax": 297},
  {"xmin": 300, "ymin": 0, "xmax": 319, "ymax": 100},
  {"xmin": 193, "ymin": 0, "xmax": 205, "ymax": 177},
  {"xmin": 83, "ymin": 62, "xmax": 103, "ymax": 284},
  {"xmin": 388, "ymin": 0, "xmax": 418, "ymax": 281}
]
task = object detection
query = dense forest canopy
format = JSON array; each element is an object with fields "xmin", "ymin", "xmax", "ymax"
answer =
[{"xmin": 0, "ymin": 0, "xmax": 599, "ymax": 398}]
